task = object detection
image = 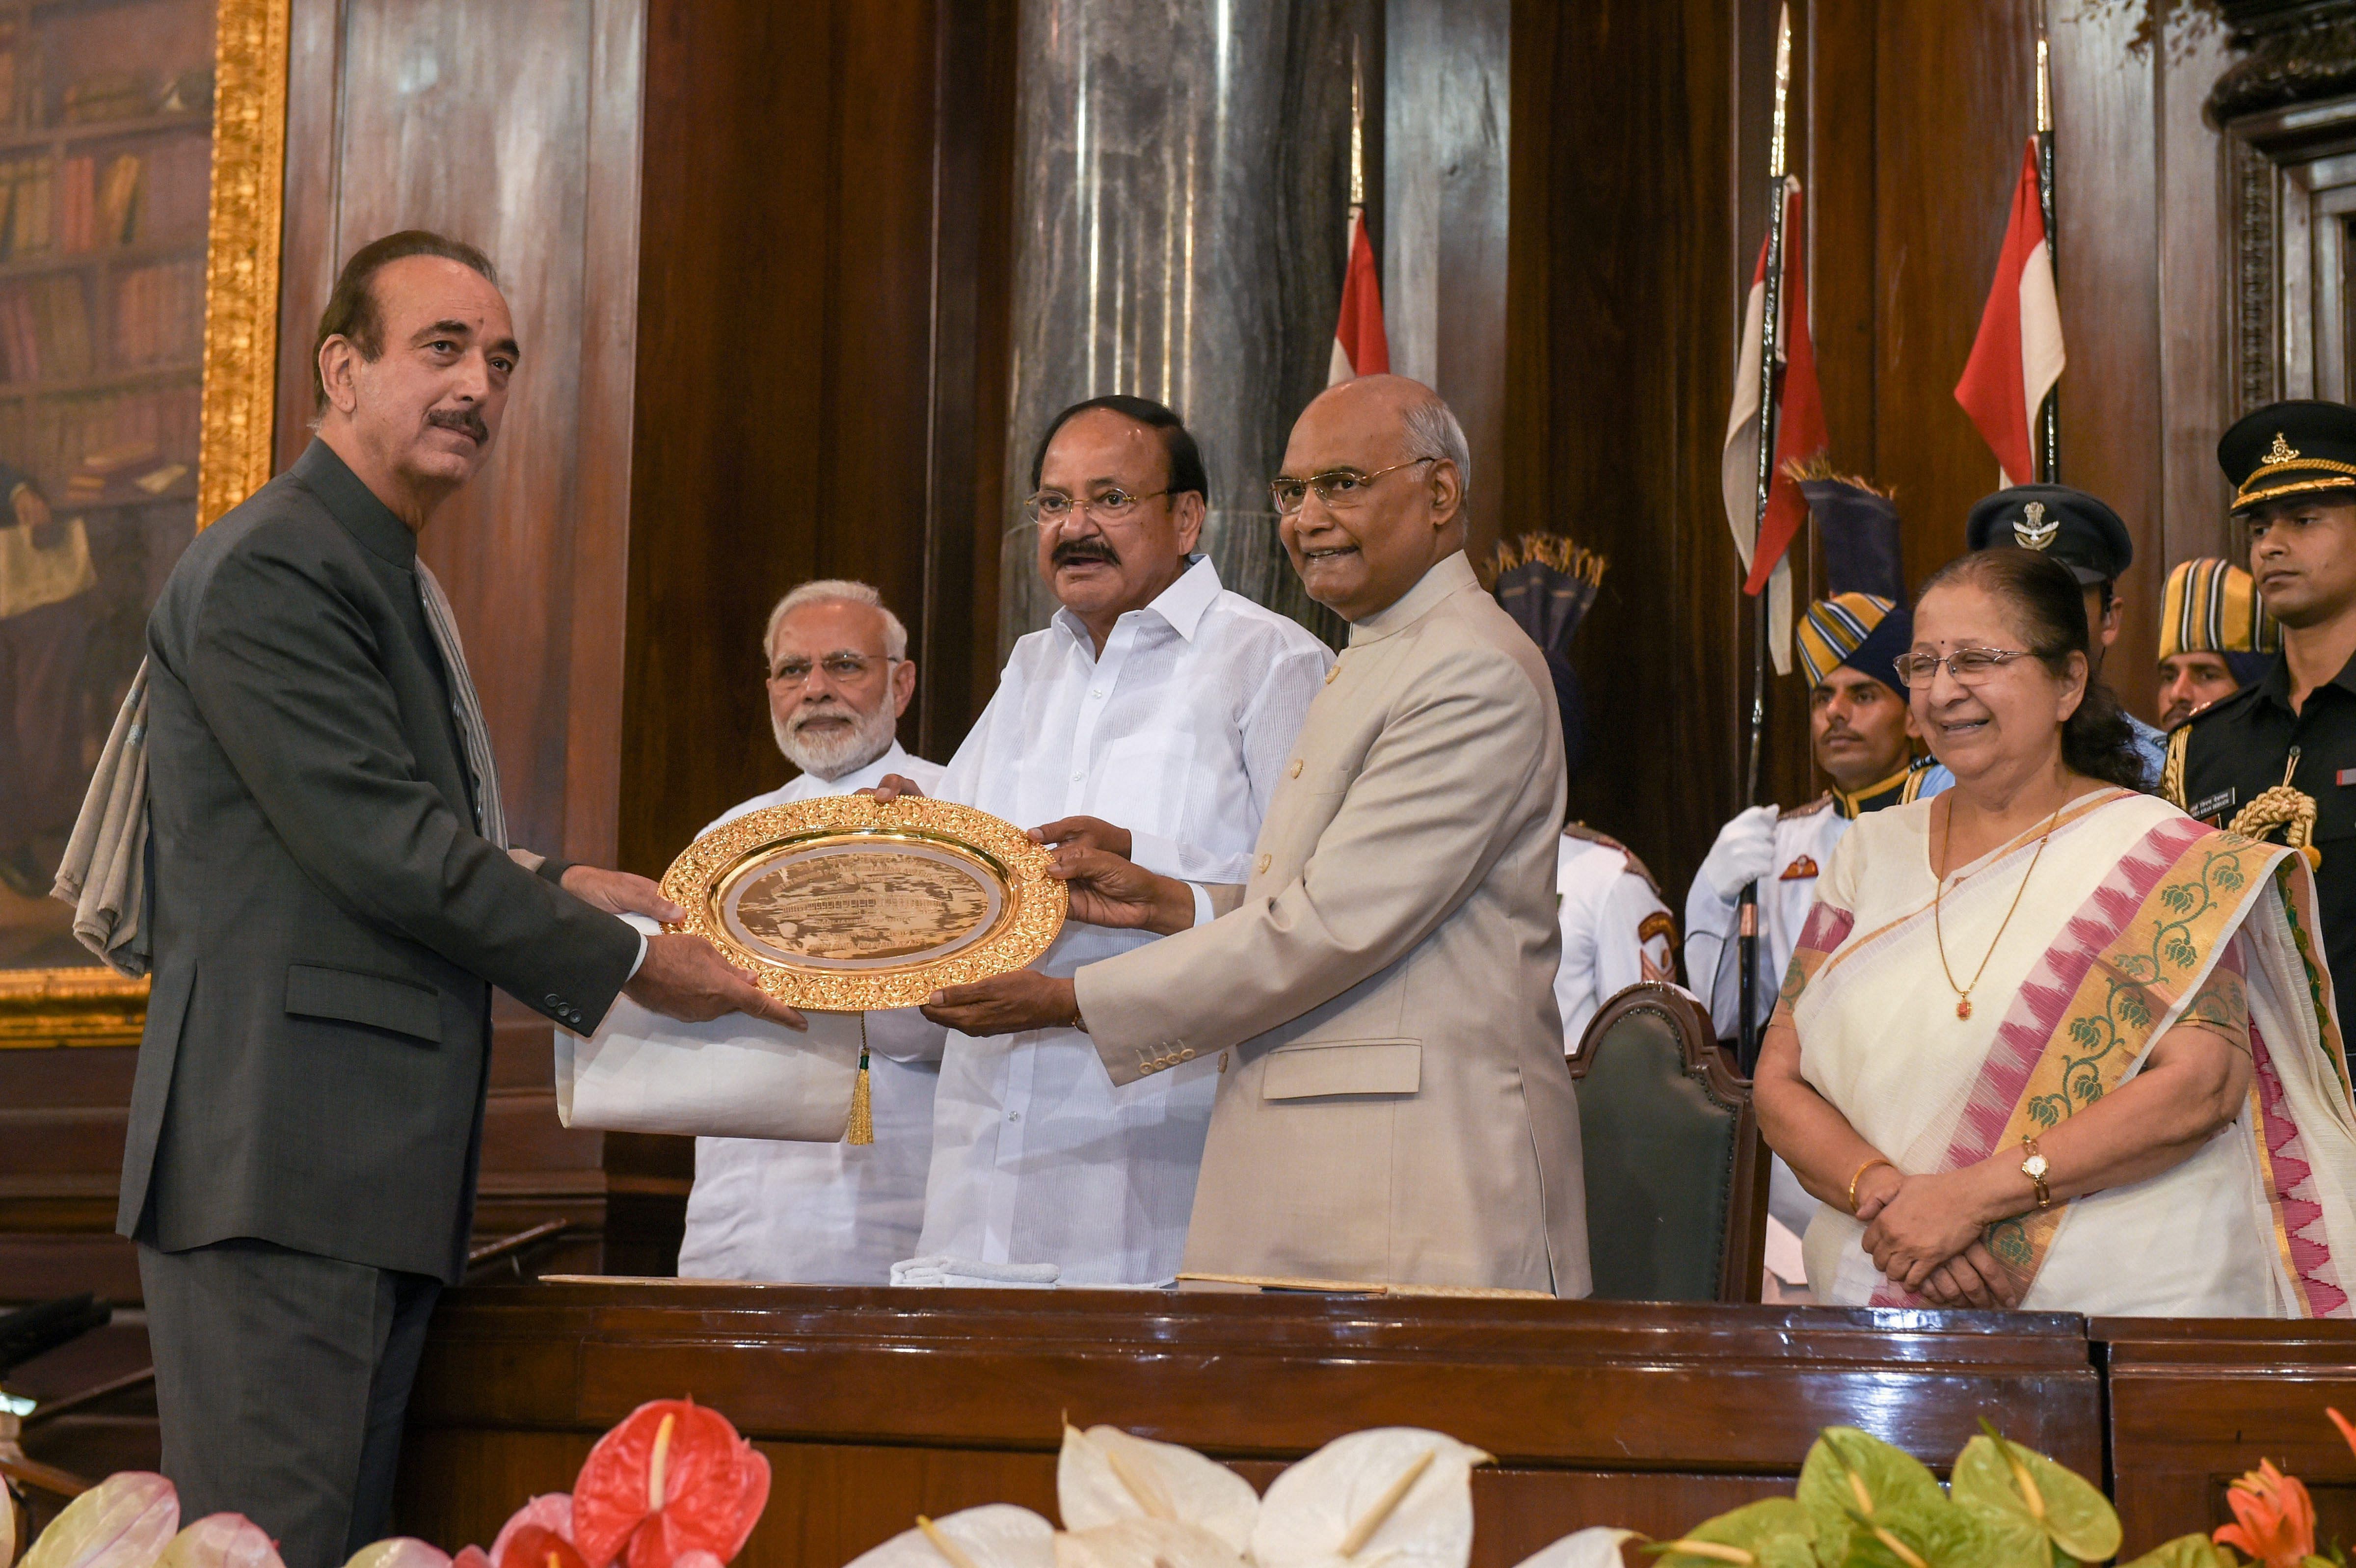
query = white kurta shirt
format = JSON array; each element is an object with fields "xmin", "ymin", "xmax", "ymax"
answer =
[
  {"xmin": 1553, "ymin": 831, "xmax": 1674, "ymax": 1050},
  {"xmin": 918, "ymin": 556, "xmax": 1335, "ymax": 1284},
  {"xmin": 676, "ymin": 741, "xmax": 949, "ymax": 1285}
]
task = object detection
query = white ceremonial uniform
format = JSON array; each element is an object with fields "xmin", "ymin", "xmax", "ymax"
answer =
[
  {"xmin": 918, "ymin": 555, "xmax": 1334, "ymax": 1285},
  {"xmin": 1553, "ymin": 828, "xmax": 1675, "ymax": 1050},
  {"xmin": 676, "ymin": 742, "xmax": 948, "ymax": 1285},
  {"xmin": 1685, "ymin": 799, "xmax": 1851, "ymax": 1045}
]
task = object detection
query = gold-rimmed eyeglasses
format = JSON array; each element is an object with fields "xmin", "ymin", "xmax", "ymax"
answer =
[
  {"xmin": 1269, "ymin": 456, "xmax": 1440, "ymax": 515},
  {"xmin": 1023, "ymin": 487, "xmax": 1172, "ymax": 526},
  {"xmin": 768, "ymin": 652, "xmax": 898, "ymax": 688},
  {"xmin": 1892, "ymin": 647, "xmax": 2034, "ymax": 688}
]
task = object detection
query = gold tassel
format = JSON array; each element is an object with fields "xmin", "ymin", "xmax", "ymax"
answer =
[{"xmin": 846, "ymin": 1013, "xmax": 875, "ymax": 1145}]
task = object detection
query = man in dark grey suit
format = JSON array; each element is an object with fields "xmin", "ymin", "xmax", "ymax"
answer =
[{"xmin": 120, "ymin": 231, "xmax": 801, "ymax": 1568}]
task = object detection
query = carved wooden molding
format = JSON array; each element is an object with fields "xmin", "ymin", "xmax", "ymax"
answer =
[
  {"xmin": 2212, "ymin": 1, "xmax": 2356, "ymax": 122},
  {"xmin": 2229, "ymin": 129, "xmax": 2281, "ymax": 416},
  {"xmin": 0, "ymin": 969, "xmax": 149, "ymax": 1049}
]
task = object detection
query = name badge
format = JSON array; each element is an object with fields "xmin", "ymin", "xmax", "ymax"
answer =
[
  {"xmin": 2339, "ymin": 769, "xmax": 2356, "ymax": 788},
  {"xmin": 2189, "ymin": 788, "xmax": 2236, "ymax": 822}
]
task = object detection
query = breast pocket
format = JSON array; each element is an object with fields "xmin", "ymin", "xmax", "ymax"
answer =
[
  {"xmin": 1262, "ymin": 1038, "xmax": 1421, "ymax": 1100},
  {"xmin": 285, "ymin": 963, "xmax": 444, "ymax": 1044}
]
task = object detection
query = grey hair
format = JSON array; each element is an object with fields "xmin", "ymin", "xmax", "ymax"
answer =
[
  {"xmin": 1401, "ymin": 390, "xmax": 1471, "ymax": 495},
  {"xmin": 762, "ymin": 578, "xmax": 909, "ymax": 662}
]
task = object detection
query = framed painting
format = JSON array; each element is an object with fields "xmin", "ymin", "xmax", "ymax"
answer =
[{"xmin": 0, "ymin": 0, "xmax": 287, "ymax": 1047}]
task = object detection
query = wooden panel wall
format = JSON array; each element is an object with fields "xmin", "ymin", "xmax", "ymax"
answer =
[
  {"xmin": 617, "ymin": 0, "xmax": 1016, "ymax": 881},
  {"xmin": 1509, "ymin": 0, "xmax": 2240, "ymax": 900}
]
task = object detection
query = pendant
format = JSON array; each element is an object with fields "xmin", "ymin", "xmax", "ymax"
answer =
[{"xmin": 1956, "ymin": 997, "xmax": 1973, "ymax": 1020}]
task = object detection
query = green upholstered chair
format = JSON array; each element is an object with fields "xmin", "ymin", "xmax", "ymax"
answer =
[{"xmin": 1567, "ymin": 981, "xmax": 1770, "ymax": 1303}]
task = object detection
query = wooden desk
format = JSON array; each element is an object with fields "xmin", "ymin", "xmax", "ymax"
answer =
[
  {"xmin": 395, "ymin": 1282, "xmax": 2101, "ymax": 1568},
  {"xmin": 2096, "ymin": 1317, "xmax": 2356, "ymax": 1549}
]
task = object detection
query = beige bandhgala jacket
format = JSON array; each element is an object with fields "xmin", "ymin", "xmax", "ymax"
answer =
[{"xmin": 1072, "ymin": 552, "xmax": 1592, "ymax": 1296}]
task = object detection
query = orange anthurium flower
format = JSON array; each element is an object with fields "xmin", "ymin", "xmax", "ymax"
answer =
[
  {"xmin": 2329, "ymin": 1407, "xmax": 2356, "ymax": 1459},
  {"xmin": 2214, "ymin": 1461, "xmax": 2317, "ymax": 1568}
]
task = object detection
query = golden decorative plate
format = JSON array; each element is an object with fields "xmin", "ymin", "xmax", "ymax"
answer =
[{"xmin": 658, "ymin": 794, "xmax": 1068, "ymax": 1010}]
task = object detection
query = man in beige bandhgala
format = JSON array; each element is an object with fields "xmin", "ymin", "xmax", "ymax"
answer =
[{"xmin": 921, "ymin": 375, "xmax": 1590, "ymax": 1297}]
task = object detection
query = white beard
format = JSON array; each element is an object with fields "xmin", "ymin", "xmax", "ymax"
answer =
[{"xmin": 774, "ymin": 699, "xmax": 898, "ymax": 782}]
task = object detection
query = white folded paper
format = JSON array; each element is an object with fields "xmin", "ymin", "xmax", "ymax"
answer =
[{"xmin": 555, "ymin": 916, "xmax": 865, "ymax": 1141}]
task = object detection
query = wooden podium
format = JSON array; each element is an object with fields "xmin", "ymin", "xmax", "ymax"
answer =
[{"xmin": 395, "ymin": 1281, "xmax": 2112, "ymax": 1568}]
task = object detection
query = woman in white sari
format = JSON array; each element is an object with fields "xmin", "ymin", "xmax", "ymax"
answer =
[{"xmin": 1756, "ymin": 548, "xmax": 2356, "ymax": 1316}]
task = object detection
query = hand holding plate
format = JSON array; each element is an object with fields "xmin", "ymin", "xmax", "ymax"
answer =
[
  {"xmin": 922, "ymin": 969, "xmax": 1079, "ymax": 1036},
  {"xmin": 1028, "ymin": 815, "xmax": 1132, "ymax": 859},
  {"xmin": 1050, "ymin": 845, "xmax": 1195, "ymax": 934},
  {"xmin": 626, "ymin": 932, "xmax": 809, "ymax": 1031},
  {"xmin": 861, "ymin": 773, "xmax": 929, "ymax": 804},
  {"xmin": 562, "ymin": 863, "xmax": 686, "ymax": 924}
]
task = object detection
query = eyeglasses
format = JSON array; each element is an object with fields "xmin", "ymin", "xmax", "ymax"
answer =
[
  {"xmin": 1269, "ymin": 457, "xmax": 1440, "ymax": 515},
  {"xmin": 1892, "ymin": 647, "xmax": 2034, "ymax": 688},
  {"xmin": 768, "ymin": 652, "xmax": 896, "ymax": 688},
  {"xmin": 1024, "ymin": 488, "xmax": 1171, "ymax": 526}
]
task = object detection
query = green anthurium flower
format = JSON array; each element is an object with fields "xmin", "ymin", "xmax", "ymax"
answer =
[
  {"xmin": 2114, "ymin": 1535, "xmax": 2243, "ymax": 1568},
  {"xmin": 1651, "ymin": 1499, "xmax": 1817, "ymax": 1568},
  {"xmin": 1950, "ymin": 1432, "xmax": 2119, "ymax": 1568},
  {"xmin": 1796, "ymin": 1429, "xmax": 1993, "ymax": 1568}
]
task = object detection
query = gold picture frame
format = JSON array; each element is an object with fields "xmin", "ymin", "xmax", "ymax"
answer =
[
  {"xmin": 0, "ymin": 0, "xmax": 290, "ymax": 1050},
  {"xmin": 660, "ymin": 795, "xmax": 1068, "ymax": 1013}
]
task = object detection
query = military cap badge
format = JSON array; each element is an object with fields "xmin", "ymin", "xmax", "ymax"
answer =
[{"xmin": 2013, "ymin": 500, "xmax": 2058, "ymax": 551}]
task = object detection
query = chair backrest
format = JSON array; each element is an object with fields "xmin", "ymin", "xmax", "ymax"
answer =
[{"xmin": 1566, "ymin": 982, "xmax": 1769, "ymax": 1302}]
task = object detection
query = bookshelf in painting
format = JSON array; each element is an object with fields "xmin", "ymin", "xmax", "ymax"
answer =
[{"xmin": 0, "ymin": 0, "xmax": 211, "ymax": 960}]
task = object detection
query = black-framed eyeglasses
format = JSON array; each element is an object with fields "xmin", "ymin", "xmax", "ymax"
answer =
[
  {"xmin": 1892, "ymin": 647, "xmax": 2033, "ymax": 689},
  {"xmin": 768, "ymin": 652, "xmax": 897, "ymax": 688},
  {"xmin": 1269, "ymin": 457, "xmax": 1440, "ymax": 515},
  {"xmin": 1023, "ymin": 487, "xmax": 1172, "ymax": 526}
]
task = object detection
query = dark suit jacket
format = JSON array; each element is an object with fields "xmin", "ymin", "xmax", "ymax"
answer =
[{"xmin": 117, "ymin": 440, "xmax": 640, "ymax": 1281}]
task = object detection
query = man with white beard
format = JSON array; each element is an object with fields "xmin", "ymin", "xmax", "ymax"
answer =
[
  {"xmin": 673, "ymin": 579, "xmax": 947, "ymax": 1283},
  {"xmin": 874, "ymin": 395, "xmax": 1333, "ymax": 1287}
]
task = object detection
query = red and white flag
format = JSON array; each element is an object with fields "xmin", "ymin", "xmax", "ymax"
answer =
[
  {"xmin": 1955, "ymin": 137, "xmax": 2064, "ymax": 486},
  {"xmin": 1720, "ymin": 177, "xmax": 1827, "ymax": 674},
  {"xmin": 1328, "ymin": 208, "xmax": 1390, "ymax": 384}
]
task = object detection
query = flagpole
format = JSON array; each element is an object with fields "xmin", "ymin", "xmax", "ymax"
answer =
[
  {"xmin": 2034, "ymin": 0, "xmax": 2058, "ymax": 482},
  {"xmin": 1738, "ymin": 2, "xmax": 1793, "ymax": 1074}
]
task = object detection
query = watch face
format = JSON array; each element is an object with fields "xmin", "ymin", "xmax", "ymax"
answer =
[{"xmin": 2023, "ymin": 1154, "xmax": 2050, "ymax": 1180}]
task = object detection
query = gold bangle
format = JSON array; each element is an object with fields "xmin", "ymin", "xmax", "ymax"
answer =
[{"xmin": 1847, "ymin": 1156, "xmax": 1895, "ymax": 1214}]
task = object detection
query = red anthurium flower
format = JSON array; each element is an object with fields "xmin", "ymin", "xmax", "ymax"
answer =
[
  {"xmin": 491, "ymin": 1496, "xmax": 577, "ymax": 1568},
  {"xmin": 570, "ymin": 1400, "xmax": 771, "ymax": 1568},
  {"xmin": 498, "ymin": 1525, "xmax": 589, "ymax": 1568},
  {"xmin": 455, "ymin": 1549, "xmax": 494, "ymax": 1568},
  {"xmin": 2214, "ymin": 1461, "xmax": 2317, "ymax": 1568}
]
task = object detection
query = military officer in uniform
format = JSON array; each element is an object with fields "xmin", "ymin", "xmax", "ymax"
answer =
[
  {"xmin": 2156, "ymin": 557, "xmax": 2276, "ymax": 729},
  {"xmin": 2165, "ymin": 399, "xmax": 2356, "ymax": 1020},
  {"xmin": 1685, "ymin": 588, "xmax": 1933, "ymax": 1047},
  {"xmin": 1946, "ymin": 484, "xmax": 2165, "ymax": 786}
]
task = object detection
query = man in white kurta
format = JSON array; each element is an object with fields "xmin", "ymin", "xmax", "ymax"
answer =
[
  {"xmin": 676, "ymin": 582, "xmax": 947, "ymax": 1284},
  {"xmin": 897, "ymin": 397, "xmax": 1332, "ymax": 1285},
  {"xmin": 1553, "ymin": 825, "xmax": 1676, "ymax": 1049}
]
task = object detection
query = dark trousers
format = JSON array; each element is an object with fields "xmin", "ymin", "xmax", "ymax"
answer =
[{"xmin": 138, "ymin": 1239, "xmax": 442, "ymax": 1568}]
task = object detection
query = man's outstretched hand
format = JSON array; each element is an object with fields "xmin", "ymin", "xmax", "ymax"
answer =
[
  {"xmin": 625, "ymin": 932, "xmax": 807, "ymax": 1031},
  {"xmin": 863, "ymin": 773, "xmax": 928, "ymax": 804},
  {"xmin": 562, "ymin": 863, "xmax": 684, "ymax": 923},
  {"xmin": 922, "ymin": 970, "xmax": 1078, "ymax": 1036},
  {"xmin": 1049, "ymin": 845, "xmax": 1196, "ymax": 934},
  {"xmin": 1029, "ymin": 815, "xmax": 1132, "ymax": 859}
]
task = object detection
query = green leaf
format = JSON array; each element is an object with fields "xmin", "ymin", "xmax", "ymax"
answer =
[
  {"xmin": 21, "ymin": 1472, "xmax": 180, "ymax": 1568},
  {"xmin": 1950, "ymin": 1436, "xmax": 2119, "ymax": 1568},
  {"xmin": 2115, "ymin": 1536, "xmax": 2240, "ymax": 1568}
]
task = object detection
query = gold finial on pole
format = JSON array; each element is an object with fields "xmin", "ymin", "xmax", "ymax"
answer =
[
  {"xmin": 1349, "ymin": 38, "xmax": 1365, "ymax": 211},
  {"xmin": 2034, "ymin": 0, "xmax": 2053, "ymax": 134},
  {"xmin": 1767, "ymin": 3, "xmax": 1792, "ymax": 181}
]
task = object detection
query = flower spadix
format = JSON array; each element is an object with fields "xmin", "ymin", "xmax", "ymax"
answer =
[
  {"xmin": 154, "ymin": 1515, "xmax": 285, "ymax": 1568},
  {"xmin": 1055, "ymin": 1423, "xmax": 1258, "ymax": 1553},
  {"xmin": 19, "ymin": 1471, "xmax": 180, "ymax": 1568},
  {"xmin": 1949, "ymin": 1430, "xmax": 2118, "ymax": 1568},
  {"xmin": 1248, "ymin": 1428, "xmax": 1490, "ymax": 1568},
  {"xmin": 845, "ymin": 1507, "xmax": 1056, "ymax": 1568}
]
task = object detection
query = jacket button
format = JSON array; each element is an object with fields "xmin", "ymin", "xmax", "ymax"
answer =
[
  {"xmin": 544, "ymin": 994, "xmax": 561, "ymax": 1006},
  {"xmin": 1324, "ymin": 664, "xmax": 1340, "ymax": 685},
  {"xmin": 1257, "ymin": 853, "xmax": 1272, "ymax": 875},
  {"xmin": 1178, "ymin": 1047, "xmax": 1196, "ymax": 1062},
  {"xmin": 1288, "ymin": 759, "xmax": 1303, "ymax": 778}
]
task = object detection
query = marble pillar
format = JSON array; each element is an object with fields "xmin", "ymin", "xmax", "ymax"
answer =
[{"xmin": 999, "ymin": 0, "xmax": 1376, "ymax": 656}]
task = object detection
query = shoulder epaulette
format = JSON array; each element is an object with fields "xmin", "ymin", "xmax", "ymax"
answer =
[
  {"xmin": 1779, "ymin": 794, "xmax": 1837, "ymax": 821},
  {"xmin": 2160, "ymin": 723, "xmax": 2190, "ymax": 809},
  {"xmin": 1563, "ymin": 822, "xmax": 1664, "ymax": 901}
]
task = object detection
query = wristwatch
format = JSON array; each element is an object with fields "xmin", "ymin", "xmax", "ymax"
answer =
[{"xmin": 2019, "ymin": 1134, "xmax": 2052, "ymax": 1210}]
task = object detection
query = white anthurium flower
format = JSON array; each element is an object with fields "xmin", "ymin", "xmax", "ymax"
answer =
[
  {"xmin": 1054, "ymin": 1518, "xmax": 1252, "ymax": 1568},
  {"xmin": 845, "ymin": 1507, "xmax": 1057, "ymax": 1568},
  {"xmin": 1505, "ymin": 1528, "xmax": 1637, "ymax": 1568},
  {"xmin": 1247, "ymin": 1430, "xmax": 1492, "ymax": 1568},
  {"xmin": 1056, "ymin": 1423, "xmax": 1260, "ymax": 1553}
]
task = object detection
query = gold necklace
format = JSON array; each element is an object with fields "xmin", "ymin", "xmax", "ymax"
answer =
[{"xmin": 1933, "ymin": 794, "xmax": 2068, "ymax": 1021}]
